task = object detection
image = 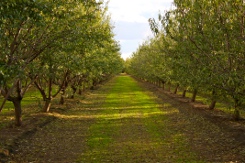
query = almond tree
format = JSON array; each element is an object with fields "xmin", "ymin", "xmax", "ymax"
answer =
[
  {"xmin": 130, "ymin": 0, "xmax": 245, "ymax": 119},
  {"xmin": 32, "ymin": 0, "xmax": 123, "ymax": 112},
  {"xmin": 171, "ymin": 0, "xmax": 245, "ymax": 118},
  {"xmin": 0, "ymin": 0, "xmax": 53, "ymax": 126},
  {"xmin": 0, "ymin": 0, "xmax": 123, "ymax": 125}
]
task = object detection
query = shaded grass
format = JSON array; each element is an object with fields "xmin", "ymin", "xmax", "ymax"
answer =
[
  {"xmin": 0, "ymin": 85, "xmax": 84, "ymax": 129},
  {"xmin": 170, "ymin": 85, "xmax": 245, "ymax": 118}
]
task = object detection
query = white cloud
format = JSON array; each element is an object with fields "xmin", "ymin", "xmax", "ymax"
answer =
[
  {"xmin": 108, "ymin": 0, "xmax": 173, "ymax": 59},
  {"xmin": 121, "ymin": 52, "xmax": 132, "ymax": 60},
  {"xmin": 108, "ymin": 0, "xmax": 173, "ymax": 23}
]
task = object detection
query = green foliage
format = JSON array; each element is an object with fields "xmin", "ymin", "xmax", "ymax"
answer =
[
  {"xmin": 129, "ymin": 0, "xmax": 245, "ymax": 119},
  {"xmin": 0, "ymin": 0, "xmax": 123, "ymax": 124}
]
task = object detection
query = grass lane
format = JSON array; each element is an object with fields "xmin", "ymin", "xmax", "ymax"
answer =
[{"xmin": 77, "ymin": 74, "xmax": 203, "ymax": 163}]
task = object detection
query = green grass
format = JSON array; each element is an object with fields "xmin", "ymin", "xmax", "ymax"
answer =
[
  {"xmin": 0, "ymin": 87, "xmax": 43, "ymax": 110},
  {"xmin": 77, "ymin": 75, "xmax": 203, "ymax": 162}
]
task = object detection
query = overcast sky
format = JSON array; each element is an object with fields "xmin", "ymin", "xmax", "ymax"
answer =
[{"xmin": 107, "ymin": 0, "xmax": 174, "ymax": 60}]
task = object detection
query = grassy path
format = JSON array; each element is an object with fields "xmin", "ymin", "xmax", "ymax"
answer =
[
  {"xmin": 77, "ymin": 75, "xmax": 201, "ymax": 162},
  {"xmin": 9, "ymin": 74, "xmax": 245, "ymax": 162}
]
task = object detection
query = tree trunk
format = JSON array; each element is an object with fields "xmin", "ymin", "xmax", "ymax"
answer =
[
  {"xmin": 209, "ymin": 90, "xmax": 216, "ymax": 110},
  {"xmin": 182, "ymin": 89, "xmax": 187, "ymax": 97},
  {"xmin": 70, "ymin": 86, "xmax": 77, "ymax": 99},
  {"xmin": 34, "ymin": 81, "xmax": 47, "ymax": 101},
  {"xmin": 162, "ymin": 81, "xmax": 165, "ymax": 90},
  {"xmin": 191, "ymin": 89, "xmax": 198, "ymax": 102},
  {"xmin": 59, "ymin": 88, "xmax": 66, "ymax": 105},
  {"xmin": 233, "ymin": 109, "xmax": 240, "ymax": 121},
  {"xmin": 43, "ymin": 98, "xmax": 52, "ymax": 112},
  {"xmin": 233, "ymin": 99, "xmax": 241, "ymax": 121},
  {"xmin": 174, "ymin": 84, "xmax": 179, "ymax": 94},
  {"xmin": 209, "ymin": 100, "xmax": 216, "ymax": 110},
  {"xmin": 78, "ymin": 89, "xmax": 82, "ymax": 95},
  {"xmin": 12, "ymin": 98, "xmax": 22, "ymax": 126}
]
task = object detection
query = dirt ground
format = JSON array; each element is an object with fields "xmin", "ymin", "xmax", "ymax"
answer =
[{"xmin": 1, "ymin": 77, "xmax": 245, "ymax": 163}]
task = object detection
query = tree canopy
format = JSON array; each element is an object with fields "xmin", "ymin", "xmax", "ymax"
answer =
[
  {"xmin": 0, "ymin": 0, "xmax": 124, "ymax": 126},
  {"xmin": 128, "ymin": 0, "xmax": 245, "ymax": 120}
]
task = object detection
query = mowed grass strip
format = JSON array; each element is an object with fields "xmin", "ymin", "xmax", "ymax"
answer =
[{"xmin": 77, "ymin": 74, "xmax": 203, "ymax": 163}]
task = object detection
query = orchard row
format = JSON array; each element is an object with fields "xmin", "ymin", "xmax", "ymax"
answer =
[
  {"xmin": 0, "ymin": 0, "xmax": 124, "ymax": 126},
  {"xmin": 127, "ymin": 0, "xmax": 245, "ymax": 120}
]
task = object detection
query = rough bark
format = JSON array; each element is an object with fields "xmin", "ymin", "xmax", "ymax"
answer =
[
  {"xmin": 13, "ymin": 80, "xmax": 23, "ymax": 126},
  {"xmin": 12, "ymin": 97, "xmax": 22, "ymax": 126},
  {"xmin": 43, "ymin": 98, "xmax": 52, "ymax": 112}
]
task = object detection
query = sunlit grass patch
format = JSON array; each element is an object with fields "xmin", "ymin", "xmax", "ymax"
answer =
[
  {"xmin": 0, "ymin": 99, "xmax": 15, "ymax": 115},
  {"xmin": 77, "ymin": 75, "xmax": 202, "ymax": 162}
]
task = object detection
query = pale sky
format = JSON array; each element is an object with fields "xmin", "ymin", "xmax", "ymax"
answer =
[{"xmin": 107, "ymin": 0, "xmax": 174, "ymax": 60}]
